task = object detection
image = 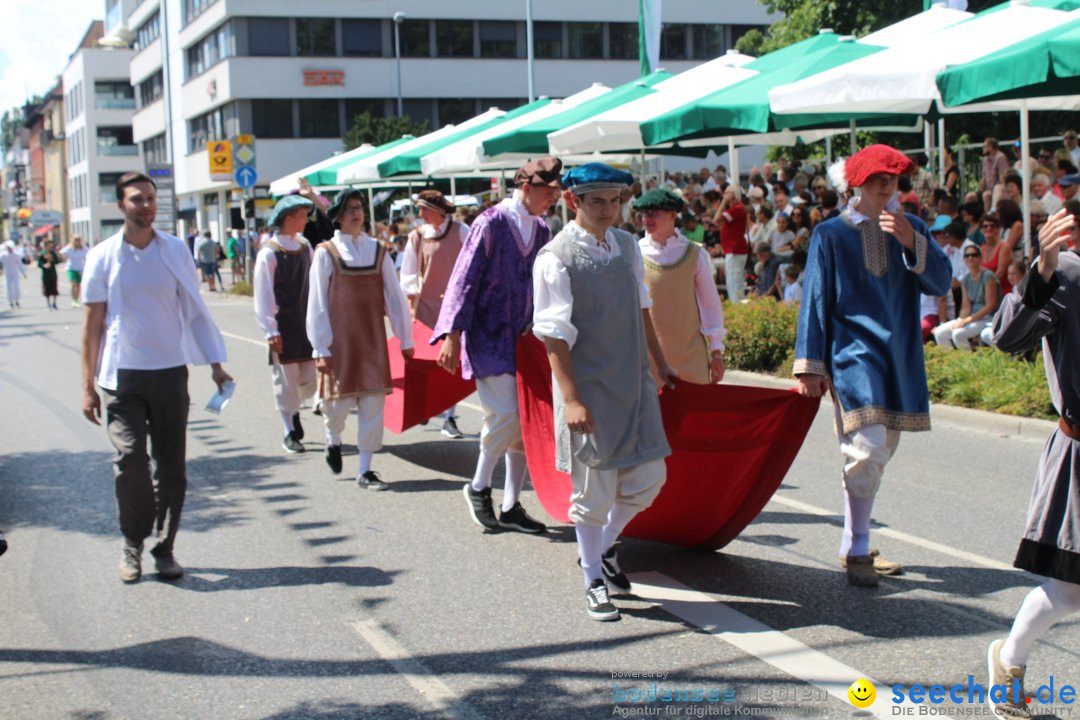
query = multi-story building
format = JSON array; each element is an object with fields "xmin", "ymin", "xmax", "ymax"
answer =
[
  {"xmin": 118, "ymin": 0, "xmax": 776, "ymax": 240},
  {"xmin": 40, "ymin": 82, "xmax": 70, "ymax": 247},
  {"xmin": 62, "ymin": 21, "xmax": 137, "ymax": 244}
]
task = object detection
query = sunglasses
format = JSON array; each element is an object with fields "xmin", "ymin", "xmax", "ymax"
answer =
[
  {"xmin": 963, "ymin": 252, "xmax": 980, "ymax": 258},
  {"xmin": 981, "ymin": 222, "xmax": 999, "ymax": 229}
]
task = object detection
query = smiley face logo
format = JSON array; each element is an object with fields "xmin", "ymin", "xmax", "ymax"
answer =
[{"xmin": 847, "ymin": 679, "xmax": 876, "ymax": 708}]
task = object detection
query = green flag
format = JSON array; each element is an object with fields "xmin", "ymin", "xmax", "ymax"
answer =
[{"xmin": 639, "ymin": 0, "xmax": 661, "ymax": 77}]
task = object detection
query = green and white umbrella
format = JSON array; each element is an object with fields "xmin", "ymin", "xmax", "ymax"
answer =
[{"xmin": 268, "ymin": 138, "xmax": 411, "ymax": 195}]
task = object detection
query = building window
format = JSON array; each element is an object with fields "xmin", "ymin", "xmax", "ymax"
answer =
[
  {"xmin": 185, "ymin": 21, "xmax": 234, "ymax": 79},
  {"xmin": 342, "ymin": 19, "xmax": 382, "ymax": 57},
  {"xmin": 661, "ymin": 23, "xmax": 689, "ymax": 60},
  {"xmin": 609, "ymin": 23, "xmax": 637, "ymax": 60},
  {"xmin": 730, "ymin": 25, "xmax": 763, "ymax": 48},
  {"xmin": 187, "ymin": 106, "xmax": 233, "ymax": 152},
  {"xmin": 436, "ymin": 20, "xmax": 473, "ymax": 58},
  {"xmin": 479, "ymin": 21, "xmax": 516, "ymax": 58},
  {"xmin": 100, "ymin": 220, "xmax": 124, "ymax": 238},
  {"xmin": 399, "ymin": 19, "xmax": 430, "ymax": 57},
  {"xmin": 533, "ymin": 22, "xmax": 562, "ymax": 59},
  {"xmin": 401, "ymin": 99, "xmax": 435, "ymax": 129},
  {"xmin": 691, "ymin": 24, "xmax": 725, "ymax": 60},
  {"xmin": 248, "ymin": 18, "xmax": 290, "ymax": 56},
  {"xmin": 299, "ymin": 99, "xmax": 341, "ymax": 138},
  {"xmin": 182, "ymin": 0, "xmax": 218, "ymax": 26},
  {"xmin": 438, "ymin": 98, "xmax": 476, "ymax": 126},
  {"xmin": 97, "ymin": 126, "xmax": 137, "ymax": 157},
  {"xmin": 296, "ymin": 18, "xmax": 335, "ymax": 56},
  {"xmin": 567, "ymin": 22, "xmax": 603, "ymax": 59},
  {"xmin": 141, "ymin": 133, "xmax": 168, "ymax": 165},
  {"xmin": 99, "ymin": 172, "xmax": 124, "ymax": 204},
  {"xmin": 138, "ymin": 72, "xmax": 164, "ymax": 107},
  {"xmin": 252, "ymin": 99, "xmax": 294, "ymax": 138},
  {"xmin": 95, "ymin": 81, "xmax": 135, "ymax": 110},
  {"xmin": 135, "ymin": 10, "xmax": 161, "ymax": 52},
  {"xmin": 345, "ymin": 98, "xmax": 386, "ymax": 125}
]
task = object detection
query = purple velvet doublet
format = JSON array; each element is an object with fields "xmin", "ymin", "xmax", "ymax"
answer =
[{"xmin": 431, "ymin": 205, "xmax": 550, "ymax": 379}]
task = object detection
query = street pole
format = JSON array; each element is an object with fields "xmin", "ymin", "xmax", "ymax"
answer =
[
  {"xmin": 393, "ymin": 12, "xmax": 406, "ymax": 117},
  {"xmin": 525, "ymin": 0, "xmax": 535, "ymax": 103}
]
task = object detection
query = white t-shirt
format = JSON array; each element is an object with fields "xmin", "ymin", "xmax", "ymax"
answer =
[
  {"xmin": 783, "ymin": 280, "xmax": 803, "ymax": 305},
  {"xmin": 115, "ymin": 239, "xmax": 185, "ymax": 370},
  {"xmin": 60, "ymin": 245, "xmax": 88, "ymax": 272}
]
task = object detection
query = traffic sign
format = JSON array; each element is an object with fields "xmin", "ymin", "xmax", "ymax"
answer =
[
  {"xmin": 235, "ymin": 166, "xmax": 257, "ymax": 189},
  {"xmin": 233, "ymin": 134, "xmax": 256, "ymax": 168},
  {"xmin": 30, "ymin": 210, "xmax": 63, "ymax": 227},
  {"xmin": 209, "ymin": 140, "xmax": 233, "ymax": 181}
]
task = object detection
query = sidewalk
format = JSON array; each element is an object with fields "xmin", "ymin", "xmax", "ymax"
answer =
[{"xmin": 725, "ymin": 369, "xmax": 1056, "ymax": 440}]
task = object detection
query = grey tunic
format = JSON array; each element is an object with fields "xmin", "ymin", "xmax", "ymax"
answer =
[
  {"xmin": 992, "ymin": 251, "xmax": 1080, "ymax": 583},
  {"xmin": 542, "ymin": 228, "xmax": 671, "ymax": 474}
]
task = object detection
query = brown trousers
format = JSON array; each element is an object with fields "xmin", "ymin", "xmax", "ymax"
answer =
[{"xmin": 103, "ymin": 366, "xmax": 189, "ymax": 555}]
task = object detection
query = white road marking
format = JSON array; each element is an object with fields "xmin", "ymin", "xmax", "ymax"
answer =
[
  {"xmin": 350, "ymin": 620, "xmax": 485, "ymax": 720},
  {"xmin": 220, "ymin": 330, "xmax": 266, "ymax": 348},
  {"xmin": 631, "ymin": 572, "xmax": 917, "ymax": 719}
]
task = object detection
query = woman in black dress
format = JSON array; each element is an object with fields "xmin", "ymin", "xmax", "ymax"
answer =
[{"xmin": 37, "ymin": 239, "xmax": 60, "ymax": 310}]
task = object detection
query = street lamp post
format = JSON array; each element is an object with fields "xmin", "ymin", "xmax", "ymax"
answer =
[
  {"xmin": 393, "ymin": 12, "xmax": 406, "ymax": 117},
  {"xmin": 525, "ymin": 0, "xmax": 535, "ymax": 103}
]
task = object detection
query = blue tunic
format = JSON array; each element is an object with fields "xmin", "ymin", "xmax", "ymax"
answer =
[{"xmin": 794, "ymin": 212, "xmax": 951, "ymax": 434}]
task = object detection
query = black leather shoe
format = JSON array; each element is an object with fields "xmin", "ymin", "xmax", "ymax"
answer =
[
  {"xmin": 326, "ymin": 444, "xmax": 342, "ymax": 474},
  {"xmin": 292, "ymin": 413, "xmax": 304, "ymax": 441}
]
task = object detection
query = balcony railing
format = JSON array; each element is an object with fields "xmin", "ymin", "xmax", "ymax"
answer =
[
  {"xmin": 97, "ymin": 142, "xmax": 139, "ymax": 157},
  {"xmin": 96, "ymin": 97, "xmax": 137, "ymax": 110}
]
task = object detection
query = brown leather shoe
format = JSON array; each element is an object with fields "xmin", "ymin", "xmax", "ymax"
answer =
[
  {"xmin": 845, "ymin": 554, "xmax": 880, "ymax": 587},
  {"xmin": 839, "ymin": 549, "xmax": 903, "ymax": 575}
]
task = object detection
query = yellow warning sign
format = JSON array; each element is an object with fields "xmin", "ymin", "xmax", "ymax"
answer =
[{"xmin": 208, "ymin": 140, "xmax": 233, "ymax": 180}]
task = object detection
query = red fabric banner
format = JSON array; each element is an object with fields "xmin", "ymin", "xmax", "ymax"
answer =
[
  {"xmin": 515, "ymin": 334, "xmax": 820, "ymax": 550},
  {"xmin": 384, "ymin": 321, "xmax": 476, "ymax": 433}
]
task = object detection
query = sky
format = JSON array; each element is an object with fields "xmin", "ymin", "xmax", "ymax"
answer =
[{"xmin": 0, "ymin": 0, "xmax": 101, "ymax": 114}]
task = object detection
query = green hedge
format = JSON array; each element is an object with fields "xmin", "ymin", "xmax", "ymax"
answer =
[{"xmin": 722, "ymin": 301, "xmax": 1054, "ymax": 420}]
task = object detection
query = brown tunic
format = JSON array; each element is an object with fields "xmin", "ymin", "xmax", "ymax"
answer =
[
  {"xmin": 643, "ymin": 243, "xmax": 710, "ymax": 385},
  {"xmin": 318, "ymin": 241, "xmax": 392, "ymax": 400},
  {"xmin": 409, "ymin": 221, "xmax": 463, "ymax": 329}
]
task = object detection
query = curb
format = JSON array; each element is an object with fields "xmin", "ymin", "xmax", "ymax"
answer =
[{"xmin": 724, "ymin": 370, "xmax": 1056, "ymax": 440}]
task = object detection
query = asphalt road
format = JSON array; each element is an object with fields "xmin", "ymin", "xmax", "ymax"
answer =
[{"xmin": 1, "ymin": 280, "xmax": 1077, "ymax": 720}]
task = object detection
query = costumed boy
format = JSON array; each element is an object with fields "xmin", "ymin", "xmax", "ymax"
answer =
[
  {"xmin": 794, "ymin": 144, "xmax": 951, "ymax": 587},
  {"xmin": 533, "ymin": 163, "xmax": 676, "ymax": 621}
]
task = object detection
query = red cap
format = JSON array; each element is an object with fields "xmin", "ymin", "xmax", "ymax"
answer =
[{"xmin": 844, "ymin": 144, "xmax": 915, "ymax": 188}]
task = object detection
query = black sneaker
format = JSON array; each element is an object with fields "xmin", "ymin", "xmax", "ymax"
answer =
[
  {"xmin": 0, "ymin": 529, "xmax": 7, "ymax": 557},
  {"xmin": 153, "ymin": 553, "xmax": 184, "ymax": 580},
  {"xmin": 325, "ymin": 444, "xmax": 342, "ymax": 474},
  {"xmin": 312, "ymin": 402, "xmax": 323, "ymax": 417},
  {"xmin": 358, "ymin": 471, "xmax": 388, "ymax": 491},
  {"xmin": 498, "ymin": 502, "xmax": 547, "ymax": 534},
  {"xmin": 119, "ymin": 543, "xmax": 142, "ymax": 584},
  {"xmin": 292, "ymin": 413, "xmax": 304, "ymax": 441},
  {"xmin": 441, "ymin": 416, "xmax": 464, "ymax": 439},
  {"xmin": 463, "ymin": 484, "xmax": 500, "ymax": 529},
  {"xmin": 601, "ymin": 545, "xmax": 632, "ymax": 594},
  {"xmin": 283, "ymin": 432, "xmax": 305, "ymax": 454},
  {"xmin": 586, "ymin": 578, "xmax": 620, "ymax": 621}
]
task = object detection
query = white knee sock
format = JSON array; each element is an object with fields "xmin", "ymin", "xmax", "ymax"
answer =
[
  {"xmin": 502, "ymin": 450, "xmax": 527, "ymax": 511},
  {"xmin": 471, "ymin": 450, "xmax": 500, "ymax": 492},
  {"xmin": 839, "ymin": 491, "xmax": 875, "ymax": 557},
  {"xmin": 1001, "ymin": 578, "xmax": 1080, "ymax": 667},
  {"xmin": 601, "ymin": 503, "xmax": 641, "ymax": 553},
  {"xmin": 281, "ymin": 412, "xmax": 295, "ymax": 435},
  {"xmin": 358, "ymin": 451, "xmax": 373, "ymax": 476},
  {"xmin": 576, "ymin": 523, "xmax": 604, "ymax": 589}
]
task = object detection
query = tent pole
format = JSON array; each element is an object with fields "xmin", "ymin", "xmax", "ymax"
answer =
[
  {"xmin": 825, "ymin": 135, "xmax": 832, "ymax": 164},
  {"xmin": 450, "ymin": 176, "xmax": 457, "ymax": 198},
  {"xmin": 727, "ymin": 138, "xmax": 739, "ymax": 184},
  {"xmin": 367, "ymin": 186, "xmax": 374, "ymax": 226},
  {"xmin": 1020, "ymin": 100, "xmax": 1031, "ymax": 261},
  {"xmin": 924, "ymin": 122, "xmax": 933, "ymax": 164},
  {"xmin": 937, "ymin": 118, "xmax": 947, "ymax": 186},
  {"xmin": 849, "ymin": 120, "xmax": 857, "ymax": 155}
]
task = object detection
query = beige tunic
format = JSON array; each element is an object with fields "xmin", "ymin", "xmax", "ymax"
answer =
[
  {"xmin": 643, "ymin": 244, "xmax": 710, "ymax": 384},
  {"xmin": 409, "ymin": 221, "xmax": 463, "ymax": 329},
  {"xmin": 318, "ymin": 241, "xmax": 392, "ymax": 400}
]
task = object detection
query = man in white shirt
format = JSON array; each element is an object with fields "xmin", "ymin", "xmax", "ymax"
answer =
[
  {"xmin": 533, "ymin": 163, "xmax": 676, "ymax": 621},
  {"xmin": 80, "ymin": 172, "xmax": 232, "ymax": 584},
  {"xmin": 254, "ymin": 195, "xmax": 317, "ymax": 454},
  {"xmin": 59, "ymin": 235, "xmax": 89, "ymax": 308},
  {"xmin": 1, "ymin": 239, "xmax": 27, "ymax": 308}
]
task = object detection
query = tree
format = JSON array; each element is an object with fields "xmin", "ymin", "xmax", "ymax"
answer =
[{"xmin": 343, "ymin": 112, "xmax": 430, "ymax": 151}]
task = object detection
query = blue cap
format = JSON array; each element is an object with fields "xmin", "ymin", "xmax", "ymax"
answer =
[
  {"xmin": 929, "ymin": 214, "xmax": 951, "ymax": 233},
  {"xmin": 1060, "ymin": 174, "xmax": 1080, "ymax": 188},
  {"xmin": 561, "ymin": 163, "xmax": 634, "ymax": 195},
  {"xmin": 270, "ymin": 195, "xmax": 314, "ymax": 227}
]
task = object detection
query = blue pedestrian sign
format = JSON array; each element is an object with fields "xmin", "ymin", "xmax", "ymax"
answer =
[{"xmin": 235, "ymin": 166, "xmax": 257, "ymax": 188}]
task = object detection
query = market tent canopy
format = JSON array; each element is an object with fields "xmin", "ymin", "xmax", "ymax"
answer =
[
  {"xmin": 377, "ymin": 99, "xmax": 552, "ymax": 178},
  {"xmin": 337, "ymin": 109, "xmax": 505, "ymax": 184},
  {"xmin": 769, "ymin": 1, "xmax": 1079, "ymax": 117},
  {"xmin": 420, "ymin": 84, "xmax": 611, "ymax": 176},
  {"xmin": 268, "ymin": 138, "xmax": 413, "ymax": 195},
  {"xmin": 936, "ymin": 11, "xmax": 1080, "ymax": 106},
  {"xmin": 481, "ymin": 70, "xmax": 672, "ymax": 157},
  {"xmin": 548, "ymin": 50, "xmax": 755, "ymax": 154}
]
